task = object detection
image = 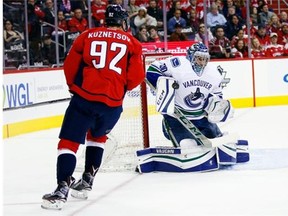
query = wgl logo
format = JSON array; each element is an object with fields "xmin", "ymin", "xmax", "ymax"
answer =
[{"xmin": 4, "ymin": 83, "xmax": 33, "ymax": 108}]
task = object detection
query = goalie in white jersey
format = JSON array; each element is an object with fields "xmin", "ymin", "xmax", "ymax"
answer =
[{"xmin": 146, "ymin": 42, "xmax": 234, "ymax": 148}]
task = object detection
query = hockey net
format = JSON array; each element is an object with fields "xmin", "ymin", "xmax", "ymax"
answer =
[{"xmin": 76, "ymin": 53, "xmax": 173, "ymax": 172}]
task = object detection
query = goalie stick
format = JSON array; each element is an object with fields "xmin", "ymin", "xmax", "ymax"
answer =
[{"xmin": 145, "ymin": 78, "xmax": 212, "ymax": 148}]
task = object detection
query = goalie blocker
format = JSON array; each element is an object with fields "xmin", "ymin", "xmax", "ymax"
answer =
[{"xmin": 136, "ymin": 140, "xmax": 249, "ymax": 173}]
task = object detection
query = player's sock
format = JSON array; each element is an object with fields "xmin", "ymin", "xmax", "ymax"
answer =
[
  {"xmin": 71, "ymin": 146, "xmax": 103, "ymax": 199},
  {"xmin": 84, "ymin": 146, "xmax": 104, "ymax": 173},
  {"xmin": 57, "ymin": 152, "xmax": 77, "ymax": 182}
]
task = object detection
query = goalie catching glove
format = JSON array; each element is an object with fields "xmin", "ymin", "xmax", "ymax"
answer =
[{"xmin": 204, "ymin": 95, "xmax": 234, "ymax": 123}]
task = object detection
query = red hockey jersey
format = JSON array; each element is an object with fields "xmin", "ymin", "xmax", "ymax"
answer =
[{"xmin": 63, "ymin": 27, "xmax": 145, "ymax": 107}]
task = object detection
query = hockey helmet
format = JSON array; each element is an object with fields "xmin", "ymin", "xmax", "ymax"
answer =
[
  {"xmin": 105, "ymin": 5, "xmax": 129, "ymax": 31},
  {"xmin": 186, "ymin": 42, "xmax": 210, "ymax": 76}
]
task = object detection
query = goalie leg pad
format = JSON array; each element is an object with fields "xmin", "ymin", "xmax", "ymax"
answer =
[
  {"xmin": 236, "ymin": 140, "xmax": 250, "ymax": 163},
  {"xmin": 216, "ymin": 142, "xmax": 237, "ymax": 165},
  {"xmin": 136, "ymin": 147, "xmax": 219, "ymax": 173}
]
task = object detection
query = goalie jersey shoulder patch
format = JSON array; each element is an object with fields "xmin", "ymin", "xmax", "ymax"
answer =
[{"xmin": 170, "ymin": 57, "xmax": 181, "ymax": 68}]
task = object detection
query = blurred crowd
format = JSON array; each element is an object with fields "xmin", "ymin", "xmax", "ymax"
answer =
[{"xmin": 3, "ymin": 0, "xmax": 288, "ymax": 69}]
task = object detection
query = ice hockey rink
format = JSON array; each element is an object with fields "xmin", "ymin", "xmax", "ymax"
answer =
[{"xmin": 3, "ymin": 105, "xmax": 288, "ymax": 216}]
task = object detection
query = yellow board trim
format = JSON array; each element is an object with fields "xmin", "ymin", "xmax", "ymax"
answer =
[
  {"xmin": 255, "ymin": 95, "xmax": 288, "ymax": 106},
  {"xmin": 3, "ymin": 115, "xmax": 64, "ymax": 138},
  {"xmin": 3, "ymin": 96, "xmax": 288, "ymax": 138}
]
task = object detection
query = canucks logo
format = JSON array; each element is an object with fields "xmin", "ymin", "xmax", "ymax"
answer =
[
  {"xmin": 184, "ymin": 88, "xmax": 204, "ymax": 108},
  {"xmin": 159, "ymin": 63, "xmax": 168, "ymax": 72}
]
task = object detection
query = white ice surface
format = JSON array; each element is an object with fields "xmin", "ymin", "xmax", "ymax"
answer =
[{"xmin": 3, "ymin": 105, "xmax": 288, "ymax": 216}]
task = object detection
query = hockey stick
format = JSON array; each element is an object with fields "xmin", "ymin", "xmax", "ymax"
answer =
[{"xmin": 145, "ymin": 78, "xmax": 212, "ymax": 148}]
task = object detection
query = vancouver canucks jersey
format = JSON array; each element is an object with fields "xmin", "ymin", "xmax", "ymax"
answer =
[{"xmin": 146, "ymin": 56, "xmax": 224, "ymax": 120}]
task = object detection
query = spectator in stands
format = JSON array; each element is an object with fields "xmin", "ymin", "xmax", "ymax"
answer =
[
  {"xmin": 231, "ymin": 39, "xmax": 248, "ymax": 58},
  {"xmin": 113, "ymin": 0, "xmax": 123, "ymax": 6},
  {"xmin": 267, "ymin": 14, "xmax": 281, "ymax": 34},
  {"xmin": 3, "ymin": 20, "xmax": 24, "ymax": 49},
  {"xmin": 41, "ymin": 34, "xmax": 57, "ymax": 65},
  {"xmin": 71, "ymin": 0, "xmax": 89, "ymax": 18},
  {"xmin": 226, "ymin": 6, "xmax": 238, "ymax": 22},
  {"xmin": 127, "ymin": 0, "xmax": 140, "ymax": 36},
  {"xmin": 251, "ymin": 37, "xmax": 266, "ymax": 58},
  {"xmin": 234, "ymin": 0, "xmax": 247, "ymax": 20},
  {"xmin": 277, "ymin": 22, "xmax": 288, "ymax": 46},
  {"xmin": 29, "ymin": 40, "xmax": 44, "ymax": 66},
  {"xmin": 209, "ymin": 25, "xmax": 233, "ymax": 59},
  {"xmin": 257, "ymin": 4, "xmax": 276, "ymax": 26},
  {"xmin": 147, "ymin": 26, "xmax": 163, "ymax": 42},
  {"xmin": 230, "ymin": 29, "xmax": 248, "ymax": 48},
  {"xmin": 183, "ymin": 0, "xmax": 204, "ymax": 21},
  {"xmin": 135, "ymin": 0, "xmax": 149, "ymax": 7},
  {"xmin": 254, "ymin": 24, "xmax": 270, "ymax": 47},
  {"xmin": 265, "ymin": 33, "xmax": 285, "ymax": 57},
  {"xmin": 169, "ymin": 23, "xmax": 188, "ymax": 41},
  {"xmin": 279, "ymin": 11, "xmax": 288, "ymax": 24},
  {"xmin": 250, "ymin": 6, "xmax": 258, "ymax": 27},
  {"xmin": 167, "ymin": 0, "xmax": 188, "ymax": 23},
  {"xmin": 27, "ymin": 1, "xmax": 42, "ymax": 41},
  {"xmin": 250, "ymin": 0, "xmax": 259, "ymax": 8},
  {"xmin": 146, "ymin": 0, "xmax": 164, "ymax": 29},
  {"xmin": 194, "ymin": 23, "xmax": 213, "ymax": 44},
  {"xmin": 207, "ymin": 3, "xmax": 227, "ymax": 33},
  {"xmin": 157, "ymin": 0, "xmax": 173, "ymax": 11},
  {"xmin": 187, "ymin": 8, "xmax": 200, "ymax": 33},
  {"xmin": 217, "ymin": 0, "xmax": 224, "ymax": 12},
  {"xmin": 91, "ymin": 0, "xmax": 106, "ymax": 27},
  {"xmin": 167, "ymin": 9, "xmax": 187, "ymax": 34},
  {"xmin": 43, "ymin": 0, "xmax": 56, "ymax": 25},
  {"xmin": 125, "ymin": 0, "xmax": 140, "ymax": 18},
  {"xmin": 222, "ymin": 0, "xmax": 242, "ymax": 19},
  {"xmin": 57, "ymin": 0, "xmax": 72, "ymax": 16},
  {"xmin": 243, "ymin": 18, "xmax": 257, "ymax": 37},
  {"xmin": 133, "ymin": 7, "xmax": 157, "ymax": 31},
  {"xmin": 28, "ymin": 0, "xmax": 45, "ymax": 20},
  {"xmin": 56, "ymin": 10, "xmax": 68, "ymax": 32},
  {"xmin": 256, "ymin": 0, "xmax": 268, "ymax": 14},
  {"xmin": 68, "ymin": 8, "xmax": 88, "ymax": 33},
  {"xmin": 225, "ymin": 14, "xmax": 244, "ymax": 40},
  {"xmin": 51, "ymin": 10, "xmax": 68, "ymax": 52},
  {"xmin": 135, "ymin": 25, "xmax": 149, "ymax": 42}
]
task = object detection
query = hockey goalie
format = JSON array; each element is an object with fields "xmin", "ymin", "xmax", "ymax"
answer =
[{"xmin": 137, "ymin": 42, "xmax": 249, "ymax": 173}]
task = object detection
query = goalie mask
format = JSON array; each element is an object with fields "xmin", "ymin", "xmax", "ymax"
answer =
[
  {"xmin": 186, "ymin": 42, "xmax": 210, "ymax": 76},
  {"xmin": 105, "ymin": 5, "xmax": 129, "ymax": 32}
]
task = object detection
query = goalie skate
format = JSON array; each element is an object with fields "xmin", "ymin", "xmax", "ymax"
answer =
[{"xmin": 70, "ymin": 172, "xmax": 94, "ymax": 200}]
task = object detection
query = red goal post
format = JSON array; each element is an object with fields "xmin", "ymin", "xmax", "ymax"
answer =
[{"xmin": 141, "ymin": 52, "xmax": 173, "ymax": 148}]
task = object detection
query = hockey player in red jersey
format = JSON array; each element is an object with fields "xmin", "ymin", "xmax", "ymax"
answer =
[{"xmin": 41, "ymin": 5, "xmax": 145, "ymax": 210}]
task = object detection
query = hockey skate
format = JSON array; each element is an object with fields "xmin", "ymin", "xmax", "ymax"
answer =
[
  {"xmin": 70, "ymin": 172, "xmax": 94, "ymax": 200},
  {"xmin": 41, "ymin": 177, "xmax": 75, "ymax": 210}
]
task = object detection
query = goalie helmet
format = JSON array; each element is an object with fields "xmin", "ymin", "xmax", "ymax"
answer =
[
  {"xmin": 105, "ymin": 5, "xmax": 129, "ymax": 32},
  {"xmin": 186, "ymin": 42, "xmax": 210, "ymax": 76}
]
